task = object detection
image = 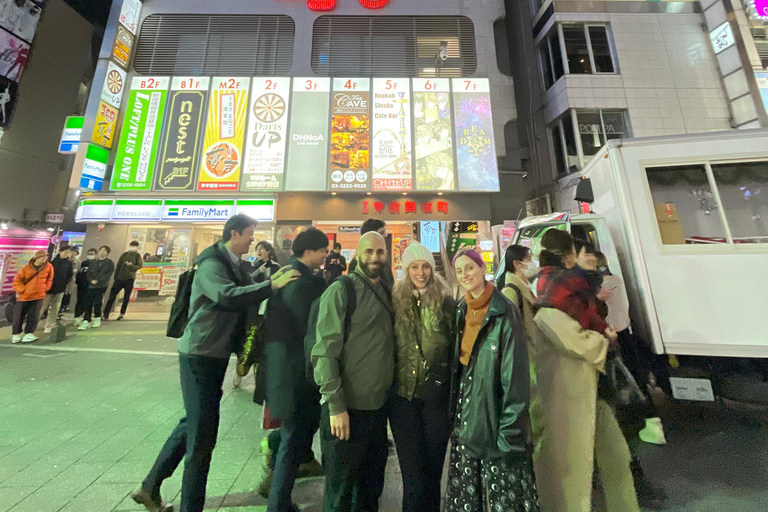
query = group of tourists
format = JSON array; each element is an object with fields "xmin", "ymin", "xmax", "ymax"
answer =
[{"xmin": 128, "ymin": 213, "xmax": 663, "ymax": 512}]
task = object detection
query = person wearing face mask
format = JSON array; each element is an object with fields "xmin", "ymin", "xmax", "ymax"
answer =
[
  {"xmin": 11, "ymin": 250, "xmax": 53, "ymax": 343},
  {"xmin": 445, "ymin": 250, "xmax": 539, "ymax": 512},
  {"xmin": 74, "ymin": 248, "xmax": 97, "ymax": 326},
  {"xmin": 104, "ymin": 240, "xmax": 143, "ymax": 321},
  {"xmin": 389, "ymin": 243, "xmax": 455, "ymax": 512},
  {"xmin": 78, "ymin": 246, "xmax": 115, "ymax": 330}
]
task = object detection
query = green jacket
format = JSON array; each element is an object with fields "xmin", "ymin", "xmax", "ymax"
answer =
[
  {"xmin": 114, "ymin": 250, "xmax": 143, "ymax": 281},
  {"xmin": 451, "ymin": 287, "xmax": 531, "ymax": 460},
  {"xmin": 312, "ymin": 267, "xmax": 394, "ymax": 414},
  {"xmin": 395, "ymin": 295, "xmax": 456, "ymax": 401},
  {"xmin": 178, "ymin": 243, "xmax": 272, "ymax": 360}
]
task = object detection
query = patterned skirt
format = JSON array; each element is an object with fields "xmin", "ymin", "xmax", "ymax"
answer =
[{"xmin": 443, "ymin": 383, "xmax": 540, "ymax": 512}]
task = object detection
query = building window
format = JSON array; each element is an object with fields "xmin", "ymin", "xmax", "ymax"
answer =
[
  {"xmin": 751, "ymin": 27, "xmax": 768, "ymax": 69},
  {"xmin": 312, "ymin": 16, "xmax": 477, "ymax": 77},
  {"xmin": 134, "ymin": 14, "xmax": 295, "ymax": 75},
  {"xmin": 540, "ymin": 23, "xmax": 616, "ymax": 89},
  {"xmin": 646, "ymin": 161, "xmax": 768, "ymax": 246},
  {"xmin": 550, "ymin": 109, "xmax": 629, "ymax": 175}
]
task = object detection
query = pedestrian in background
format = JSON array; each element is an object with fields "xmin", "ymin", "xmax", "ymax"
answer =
[
  {"xmin": 73, "ymin": 248, "xmax": 96, "ymax": 324},
  {"xmin": 312, "ymin": 231, "xmax": 394, "ymax": 512},
  {"xmin": 78, "ymin": 245, "xmax": 114, "ymax": 330},
  {"xmin": 263, "ymin": 228, "xmax": 329, "ymax": 512},
  {"xmin": 104, "ymin": 240, "xmax": 143, "ymax": 320},
  {"xmin": 445, "ymin": 249, "xmax": 538, "ymax": 512},
  {"xmin": 347, "ymin": 219, "xmax": 394, "ymax": 288},
  {"xmin": 324, "ymin": 242, "xmax": 347, "ymax": 284},
  {"xmin": 39, "ymin": 245, "xmax": 73, "ymax": 333},
  {"xmin": 132, "ymin": 214, "xmax": 298, "ymax": 512},
  {"xmin": 60, "ymin": 247, "xmax": 80, "ymax": 313},
  {"xmin": 11, "ymin": 249, "xmax": 53, "ymax": 343},
  {"xmin": 390, "ymin": 243, "xmax": 455, "ymax": 512},
  {"xmin": 253, "ymin": 241, "xmax": 281, "ymax": 282}
]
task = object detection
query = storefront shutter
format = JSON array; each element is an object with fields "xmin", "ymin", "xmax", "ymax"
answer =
[
  {"xmin": 311, "ymin": 16, "xmax": 477, "ymax": 77},
  {"xmin": 133, "ymin": 14, "xmax": 295, "ymax": 76}
]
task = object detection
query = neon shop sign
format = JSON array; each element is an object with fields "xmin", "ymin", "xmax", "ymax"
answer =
[{"xmin": 304, "ymin": 0, "xmax": 389, "ymax": 11}]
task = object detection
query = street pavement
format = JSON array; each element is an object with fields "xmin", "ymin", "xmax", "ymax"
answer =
[{"xmin": 1, "ymin": 310, "xmax": 767, "ymax": 512}]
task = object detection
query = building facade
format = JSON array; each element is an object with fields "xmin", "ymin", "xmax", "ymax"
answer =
[{"xmin": 504, "ymin": 0, "xmax": 768, "ymax": 213}]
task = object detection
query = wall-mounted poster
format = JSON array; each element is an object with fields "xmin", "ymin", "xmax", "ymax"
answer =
[
  {"xmin": 284, "ymin": 78, "xmax": 330, "ymax": 191},
  {"xmin": 452, "ymin": 79, "xmax": 499, "ymax": 192},
  {"xmin": 412, "ymin": 78, "xmax": 455, "ymax": 191},
  {"xmin": 155, "ymin": 77, "xmax": 210, "ymax": 191},
  {"xmin": 197, "ymin": 77, "xmax": 249, "ymax": 191},
  {"xmin": 330, "ymin": 78, "xmax": 370, "ymax": 191},
  {"xmin": 91, "ymin": 100, "xmax": 118, "ymax": 148},
  {"xmin": 111, "ymin": 76, "xmax": 169, "ymax": 191},
  {"xmin": 371, "ymin": 78, "xmax": 412, "ymax": 191},
  {"xmin": 0, "ymin": 28, "xmax": 29, "ymax": 82},
  {"xmin": 0, "ymin": 0, "xmax": 42, "ymax": 43},
  {"xmin": 111, "ymin": 24, "xmax": 134, "ymax": 70},
  {"xmin": 242, "ymin": 77, "xmax": 291, "ymax": 191},
  {"xmin": 0, "ymin": 75, "xmax": 18, "ymax": 128}
]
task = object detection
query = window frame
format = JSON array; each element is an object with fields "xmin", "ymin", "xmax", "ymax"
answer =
[
  {"xmin": 550, "ymin": 109, "xmax": 630, "ymax": 177},
  {"xmin": 539, "ymin": 23, "xmax": 618, "ymax": 90},
  {"xmin": 640, "ymin": 157, "xmax": 768, "ymax": 253}
]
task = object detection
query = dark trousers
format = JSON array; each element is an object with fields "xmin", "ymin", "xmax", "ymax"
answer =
[
  {"xmin": 12, "ymin": 299, "xmax": 42, "ymax": 335},
  {"xmin": 143, "ymin": 354, "xmax": 228, "ymax": 512},
  {"xmin": 320, "ymin": 403, "xmax": 388, "ymax": 512},
  {"xmin": 74, "ymin": 283, "xmax": 88, "ymax": 318},
  {"xmin": 268, "ymin": 399, "xmax": 321, "ymax": 512},
  {"xmin": 388, "ymin": 394, "xmax": 451, "ymax": 512},
  {"xmin": 104, "ymin": 278, "xmax": 135, "ymax": 317},
  {"xmin": 267, "ymin": 425, "xmax": 316, "ymax": 470},
  {"xmin": 82, "ymin": 288, "xmax": 106, "ymax": 322}
]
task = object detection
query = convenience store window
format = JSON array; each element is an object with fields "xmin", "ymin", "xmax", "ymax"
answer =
[{"xmin": 551, "ymin": 109, "xmax": 629, "ymax": 176}]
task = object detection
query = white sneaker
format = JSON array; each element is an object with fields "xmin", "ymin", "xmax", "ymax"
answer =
[
  {"xmin": 639, "ymin": 417, "xmax": 667, "ymax": 445},
  {"xmin": 73, "ymin": 317, "xmax": 82, "ymax": 327},
  {"xmin": 78, "ymin": 321, "xmax": 91, "ymax": 331},
  {"xmin": 21, "ymin": 333, "xmax": 38, "ymax": 343},
  {"xmin": 11, "ymin": 334, "xmax": 22, "ymax": 343},
  {"xmin": 92, "ymin": 318, "xmax": 101, "ymax": 328},
  {"xmin": 44, "ymin": 327, "xmax": 52, "ymax": 334}
]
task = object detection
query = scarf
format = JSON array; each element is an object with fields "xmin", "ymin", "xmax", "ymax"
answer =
[{"xmin": 460, "ymin": 281, "xmax": 494, "ymax": 365}]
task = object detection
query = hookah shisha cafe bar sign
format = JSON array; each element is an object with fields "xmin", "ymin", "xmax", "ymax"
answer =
[{"xmin": 104, "ymin": 77, "xmax": 498, "ymax": 193}]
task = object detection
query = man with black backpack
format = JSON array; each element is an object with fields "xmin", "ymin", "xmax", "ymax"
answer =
[
  {"xmin": 262, "ymin": 227, "xmax": 329, "ymax": 512},
  {"xmin": 131, "ymin": 214, "xmax": 299, "ymax": 512},
  {"xmin": 311, "ymin": 231, "xmax": 395, "ymax": 512}
]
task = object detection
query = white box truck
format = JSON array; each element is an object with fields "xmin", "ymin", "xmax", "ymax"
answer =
[{"xmin": 510, "ymin": 130, "xmax": 768, "ymax": 389}]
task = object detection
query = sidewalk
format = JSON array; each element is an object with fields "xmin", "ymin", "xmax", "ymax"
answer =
[{"xmin": 1, "ymin": 316, "xmax": 768, "ymax": 511}]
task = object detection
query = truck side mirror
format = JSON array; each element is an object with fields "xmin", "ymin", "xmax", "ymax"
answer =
[{"xmin": 575, "ymin": 178, "xmax": 594, "ymax": 204}]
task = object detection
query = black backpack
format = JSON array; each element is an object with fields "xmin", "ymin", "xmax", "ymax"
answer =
[
  {"xmin": 304, "ymin": 275, "xmax": 357, "ymax": 390},
  {"xmin": 166, "ymin": 266, "xmax": 197, "ymax": 338}
]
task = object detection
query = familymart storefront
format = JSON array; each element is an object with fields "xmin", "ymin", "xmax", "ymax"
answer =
[{"xmin": 76, "ymin": 197, "xmax": 276, "ymax": 300}]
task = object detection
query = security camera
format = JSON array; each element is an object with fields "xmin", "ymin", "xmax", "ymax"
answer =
[{"xmin": 438, "ymin": 41, "xmax": 449, "ymax": 61}]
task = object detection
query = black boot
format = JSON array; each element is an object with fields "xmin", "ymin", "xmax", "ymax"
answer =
[{"xmin": 632, "ymin": 456, "xmax": 666, "ymax": 510}]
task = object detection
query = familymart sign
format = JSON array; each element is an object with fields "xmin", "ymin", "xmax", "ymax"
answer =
[{"xmin": 75, "ymin": 198, "xmax": 276, "ymax": 223}]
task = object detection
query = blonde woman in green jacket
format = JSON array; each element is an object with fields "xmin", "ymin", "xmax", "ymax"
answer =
[{"xmin": 390, "ymin": 243, "xmax": 455, "ymax": 512}]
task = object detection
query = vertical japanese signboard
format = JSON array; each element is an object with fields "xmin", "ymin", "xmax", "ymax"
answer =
[
  {"xmin": 197, "ymin": 77, "xmax": 249, "ymax": 191},
  {"xmin": 412, "ymin": 78, "xmax": 455, "ymax": 191},
  {"xmin": 111, "ymin": 24, "xmax": 135, "ymax": 70},
  {"xmin": 371, "ymin": 78, "xmax": 412, "ymax": 191},
  {"xmin": 80, "ymin": 144, "xmax": 110, "ymax": 191},
  {"xmin": 329, "ymin": 78, "xmax": 370, "ymax": 191},
  {"xmin": 242, "ymin": 77, "xmax": 291, "ymax": 191},
  {"xmin": 91, "ymin": 101, "xmax": 118, "ymax": 148},
  {"xmin": 284, "ymin": 78, "xmax": 330, "ymax": 191},
  {"xmin": 155, "ymin": 77, "xmax": 209, "ymax": 191},
  {"xmin": 101, "ymin": 61, "xmax": 126, "ymax": 109},
  {"xmin": 110, "ymin": 76, "xmax": 169, "ymax": 191},
  {"xmin": 452, "ymin": 79, "xmax": 498, "ymax": 192}
]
